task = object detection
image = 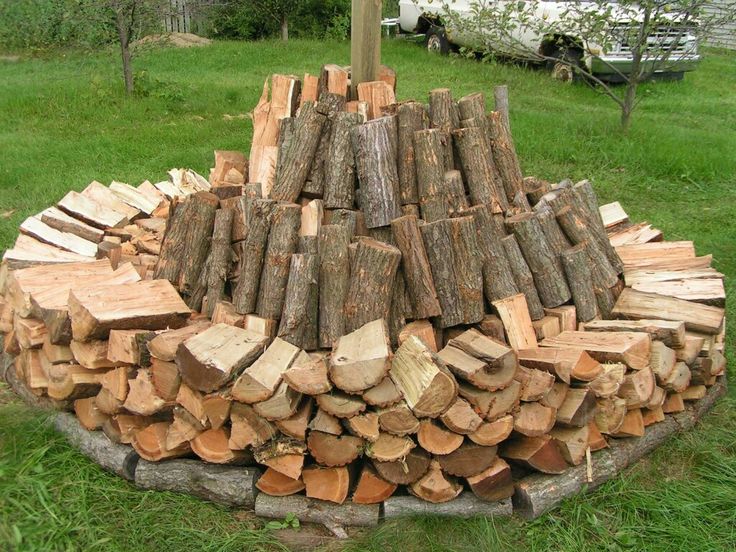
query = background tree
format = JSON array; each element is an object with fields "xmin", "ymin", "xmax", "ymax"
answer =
[
  {"xmin": 248, "ymin": 0, "xmax": 307, "ymax": 41},
  {"xmin": 435, "ymin": 0, "xmax": 736, "ymax": 131}
]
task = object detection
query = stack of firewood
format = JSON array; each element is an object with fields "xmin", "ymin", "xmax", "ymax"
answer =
[{"xmin": 0, "ymin": 64, "xmax": 727, "ymax": 509}]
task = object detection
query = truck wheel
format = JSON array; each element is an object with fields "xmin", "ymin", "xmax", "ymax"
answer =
[
  {"xmin": 547, "ymin": 49, "xmax": 583, "ymax": 83},
  {"xmin": 426, "ymin": 26, "xmax": 450, "ymax": 55}
]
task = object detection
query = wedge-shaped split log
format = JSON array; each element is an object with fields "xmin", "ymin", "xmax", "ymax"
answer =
[
  {"xmin": 176, "ymin": 324, "xmax": 268, "ymax": 393},
  {"xmin": 541, "ymin": 331, "xmax": 651, "ymax": 370},
  {"xmin": 231, "ymin": 337, "xmax": 300, "ymax": 403},
  {"xmin": 330, "ymin": 319, "xmax": 392, "ymax": 393},
  {"xmin": 68, "ymin": 280, "xmax": 190, "ymax": 342},
  {"xmin": 390, "ymin": 335, "xmax": 458, "ymax": 418}
]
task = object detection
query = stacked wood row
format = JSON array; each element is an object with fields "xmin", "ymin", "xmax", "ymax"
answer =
[{"xmin": 0, "ymin": 70, "xmax": 726, "ymax": 513}]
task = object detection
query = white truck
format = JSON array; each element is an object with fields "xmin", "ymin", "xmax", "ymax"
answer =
[{"xmin": 398, "ymin": 0, "xmax": 700, "ymax": 81}]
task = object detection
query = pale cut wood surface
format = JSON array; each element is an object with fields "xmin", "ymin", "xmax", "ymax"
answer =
[{"xmin": 541, "ymin": 331, "xmax": 651, "ymax": 370}]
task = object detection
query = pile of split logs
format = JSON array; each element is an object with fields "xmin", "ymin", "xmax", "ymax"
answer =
[{"xmin": 0, "ymin": 64, "xmax": 726, "ymax": 511}]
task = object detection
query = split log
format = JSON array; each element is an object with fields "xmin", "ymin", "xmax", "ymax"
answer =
[
  {"xmin": 468, "ymin": 415, "xmax": 515, "ymax": 446},
  {"xmin": 257, "ymin": 202, "xmax": 302, "ymax": 320},
  {"xmin": 492, "ymin": 294, "xmax": 538, "ymax": 350},
  {"xmin": 417, "ymin": 419, "xmax": 464, "ymax": 454},
  {"xmin": 377, "ymin": 402, "xmax": 420, "ymax": 435},
  {"xmin": 191, "ymin": 428, "xmax": 247, "ymax": 464},
  {"xmin": 132, "ymin": 421, "xmax": 191, "ymax": 461},
  {"xmin": 582, "ymin": 319, "xmax": 686, "ymax": 349},
  {"xmin": 70, "ymin": 339, "xmax": 119, "ymax": 369},
  {"xmin": 57, "ymin": 190, "xmax": 129, "ymax": 229},
  {"xmin": 353, "ymin": 464, "xmax": 398, "ymax": 504},
  {"xmin": 514, "ymin": 402, "xmax": 557, "ymax": 437},
  {"xmin": 506, "ymin": 213, "xmax": 570, "ymax": 308},
  {"xmin": 40, "ymin": 207, "xmax": 104, "ymax": 243},
  {"xmin": 232, "ymin": 199, "xmax": 275, "ymax": 314},
  {"xmin": 357, "ymin": 80, "xmax": 395, "ymax": 120},
  {"xmin": 253, "ymin": 438, "xmax": 306, "ymax": 479},
  {"xmin": 177, "ymin": 324, "xmax": 269, "ymax": 393},
  {"xmin": 398, "ymin": 320, "xmax": 439, "ymax": 352},
  {"xmin": 20, "ymin": 216, "xmax": 98, "ymax": 257},
  {"xmin": 316, "ymin": 391, "xmax": 366, "ymax": 418},
  {"xmin": 437, "ymin": 442, "xmax": 498, "ymax": 478},
  {"xmin": 346, "ymin": 411, "xmax": 380, "ymax": 442},
  {"xmin": 107, "ymin": 329, "xmax": 154, "ymax": 366},
  {"xmin": 438, "ymin": 345, "xmax": 515, "ymax": 392},
  {"xmin": 54, "ymin": 412, "xmax": 139, "ymax": 480},
  {"xmin": 618, "ymin": 367, "xmax": 656, "ymax": 409},
  {"xmin": 150, "ymin": 359, "xmax": 180, "ymax": 400},
  {"xmin": 324, "ymin": 112, "xmax": 362, "ymax": 209},
  {"xmin": 541, "ymin": 331, "xmax": 651, "ymax": 370},
  {"xmin": 74, "ymin": 397, "xmax": 107, "ymax": 431},
  {"xmin": 282, "ymin": 351, "xmax": 331, "ymax": 395},
  {"xmin": 413, "ymin": 129, "xmax": 452, "ymax": 222},
  {"xmin": 352, "ymin": 115, "xmax": 401, "ymax": 228},
  {"xmin": 303, "ymin": 465, "xmax": 350, "ymax": 505},
  {"xmin": 561, "ymin": 243, "xmax": 599, "ymax": 322},
  {"xmin": 390, "ymin": 215, "xmax": 442, "ymax": 319},
  {"xmin": 270, "ymin": 101, "xmax": 327, "ymax": 202},
  {"xmin": 410, "ymin": 460, "xmax": 463, "ymax": 503},
  {"xmin": 595, "ymin": 397, "xmax": 627, "ymax": 434},
  {"xmin": 229, "ymin": 403, "xmax": 277, "ymax": 449},
  {"xmin": 124, "ymin": 369, "xmax": 169, "ymax": 416},
  {"xmin": 587, "ymin": 363, "xmax": 626, "ymax": 398},
  {"xmin": 517, "ymin": 348, "xmax": 599, "ymax": 384},
  {"xmin": 453, "ymin": 126, "xmax": 506, "ymax": 209},
  {"xmin": 255, "ymin": 494, "xmax": 379, "ymax": 527},
  {"xmin": 373, "ymin": 448, "xmax": 431, "ymax": 485},
  {"xmin": 556, "ymin": 388, "xmax": 597, "ymax": 427},
  {"xmin": 307, "ymin": 431, "xmax": 364, "ymax": 467},
  {"xmin": 256, "ymin": 468, "xmax": 305, "ymax": 497},
  {"xmin": 612, "ymin": 288, "xmax": 724, "ymax": 334},
  {"xmin": 500, "ymin": 435, "xmax": 569, "ymax": 474},
  {"xmin": 440, "ymin": 397, "xmax": 483, "ymax": 434},
  {"xmin": 501, "ymin": 235, "xmax": 545, "ymax": 320},
  {"xmin": 608, "ymin": 408, "xmax": 645, "ymax": 438},
  {"xmin": 147, "ymin": 321, "xmax": 210, "ymax": 362},
  {"xmin": 363, "ymin": 376, "xmax": 402, "ymax": 408},
  {"xmin": 330, "ymin": 319, "xmax": 392, "ymax": 393},
  {"xmin": 48, "ymin": 364, "xmax": 105, "ymax": 400},
  {"xmin": 466, "ymin": 457, "xmax": 514, "ymax": 502},
  {"xmin": 460, "ymin": 380, "xmax": 521, "ymax": 421},
  {"xmin": 68, "ymin": 279, "xmax": 190, "ymax": 341},
  {"xmin": 390, "ymin": 336, "xmax": 458, "ymax": 418},
  {"xmin": 517, "ymin": 367, "xmax": 555, "ymax": 402},
  {"xmin": 343, "ymin": 238, "xmax": 401, "ymax": 333},
  {"xmin": 366, "ymin": 432, "xmax": 415, "ymax": 462},
  {"xmin": 252, "ymin": 380, "xmax": 302, "ymax": 421}
]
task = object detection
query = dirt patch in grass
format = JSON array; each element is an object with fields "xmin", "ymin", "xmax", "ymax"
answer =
[{"xmin": 132, "ymin": 33, "xmax": 212, "ymax": 50}]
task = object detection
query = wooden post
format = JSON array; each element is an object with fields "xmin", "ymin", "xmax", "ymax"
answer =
[{"xmin": 351, "ymin": 0, "xmax": 383, "ymax": 99}]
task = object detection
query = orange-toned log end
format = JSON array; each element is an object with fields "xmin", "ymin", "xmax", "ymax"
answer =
[
  {"xmin": 409, "ymin": 460, "xmax": 463, "ymax": 503},
  {"xmin": 468, "ymin": 415, "xmax": 514, "ymax": 446},
  {"xmin": 466, "ymin": 457, "xmax": 514, "ymax": 502},
  {"xmin": 74, "ymin": 396, "xmax": 108, "ymax": 430},
  {"xmin": 256, "ymin": 467, "xmax": 306, "ymax": 496},
  {"xmin": 263, "ymin": 454, "xmax": 305, "ymax": 480},
  {"xmin": 587, "ymin": 421, "xmax": 609, "ymax": 451},
  {"xmin": 352, "ymin": 465, "xmax": 397, "ymax": 504},
  {"xmin": 417, "ymin": 420, "xmax": 464, "ymax": 455},
  {"xmin": 191, "ymin": 428, "xmax": 246, "ymax": 464},
  {"xmin": 303, "ymin": 465, "xmax": 350, "ymax": 504},
  {"xmin": 133, "ymin": 421, "xmax": 191, "ymax": 462}
]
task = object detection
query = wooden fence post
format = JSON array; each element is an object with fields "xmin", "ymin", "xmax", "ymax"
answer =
[{"xmin": 351, "ymin": 0, "xmax": 383, "ymax": 99}]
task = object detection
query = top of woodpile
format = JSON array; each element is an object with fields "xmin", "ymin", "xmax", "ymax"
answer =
[{"xmin": 0, "ymin": 64, "xmax": 726, "ymax": 512}]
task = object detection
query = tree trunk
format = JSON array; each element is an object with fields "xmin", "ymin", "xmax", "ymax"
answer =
[
  {"xmin": 114, "ymin": 9, "xmax": 134, "ymax": 95},
  {"xmin": 620, "ymin": 83, "xmax": 636, "ymax": 132},
  {"xmin": 280, "ymin": 14, "xmax": 289, "ymax": 42}
]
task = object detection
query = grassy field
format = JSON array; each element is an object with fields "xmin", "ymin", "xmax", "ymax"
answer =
[{"xmin": 0, "ymin": 38, "xmax": 734, "ymax": 551}]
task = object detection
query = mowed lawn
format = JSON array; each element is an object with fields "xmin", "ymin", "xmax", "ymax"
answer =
[{"xmin": 0, "ymin": 39, "xmax": 734, "ymax": 551}]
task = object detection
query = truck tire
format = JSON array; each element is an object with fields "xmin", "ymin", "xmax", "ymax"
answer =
[
  {"xmin": 547, "ymin": 49, "xmax": 584, "ymax": 83},
  {"xmin": 426, "ymin": 26, "xmax": 450, "ymax": 55}
]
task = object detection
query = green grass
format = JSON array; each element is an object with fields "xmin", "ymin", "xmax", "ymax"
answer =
[{"xmin": 0, "ymin": 39, "xmax": 735, "ymax": 551}]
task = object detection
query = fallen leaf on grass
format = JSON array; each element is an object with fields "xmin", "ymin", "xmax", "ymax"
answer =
[{"xmin": 1, "ymin": 210, "xmax": 16, "ymax": 219}]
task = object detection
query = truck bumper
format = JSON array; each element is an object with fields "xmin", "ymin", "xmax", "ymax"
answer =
[{"xmin": 589, "ymin": 55, "xmax": 701, "ymax": 80}]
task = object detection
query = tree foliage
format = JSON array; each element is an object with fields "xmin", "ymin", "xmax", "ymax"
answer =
[{"xmin": 433, "ymin": 0, "xmax": 736, "ymax": 130}]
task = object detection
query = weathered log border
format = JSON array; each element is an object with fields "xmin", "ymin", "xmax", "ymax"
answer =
[{"xmin": 1, "ymin": 350, "xmax": 727, "ymax": 523}]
